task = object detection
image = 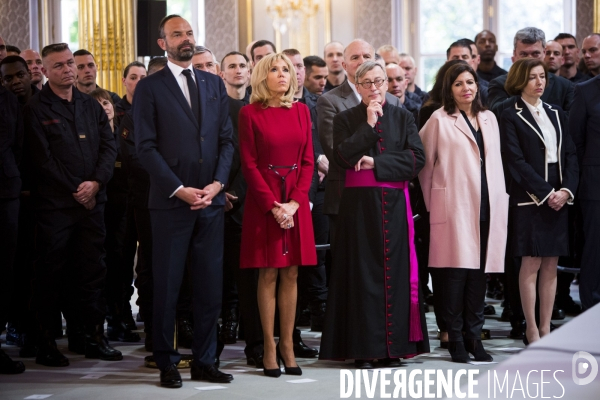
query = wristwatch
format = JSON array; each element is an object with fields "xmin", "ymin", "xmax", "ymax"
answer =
[{"xmin": 214, "ymin": 179, "xmax": 224, "ymax": 192}]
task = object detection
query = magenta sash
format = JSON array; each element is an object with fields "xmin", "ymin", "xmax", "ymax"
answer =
[{"xmin": 345, "ymin": 170, "xmax": 423, "ymax": 342}]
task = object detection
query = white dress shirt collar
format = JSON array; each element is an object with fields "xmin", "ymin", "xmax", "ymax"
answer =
[{"xmin": 167, "ymin": 59, "xmax": 194, "ymax": 80}]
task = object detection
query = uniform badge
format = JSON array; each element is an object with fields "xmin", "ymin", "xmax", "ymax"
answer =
[{"xmin": 121, "ymin": 128, "xmax": 129, "ymax": 139}]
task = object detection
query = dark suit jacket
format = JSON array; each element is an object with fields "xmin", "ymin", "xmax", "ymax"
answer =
[
  {"xmin": 0, "ymin": 87, "xmax": 22, "ymax": 199},
  {"xmin": 225, "ymin": 97, "xmax": 246, "ymax": 224},
  {"xmin": 133, "ymin": 65, "xmax": 234, "ymax": 209},
  {"xmin": 490, "ymin": 73, "xmax": 574, "ymax": 119},
  {"xmin": 500, "ymin": 97, "xmax": 578, "ymax": 206},
  {"xmin": 24, "ymin": 85, "xmax": 116, "ymax": 209},
  {"xmin": 569, "ymin": 75, "xmax": 600, "ymax": 200},
  {"xmin": 316, "ymin": 80, "xmax": 400, "ymax": 215}
]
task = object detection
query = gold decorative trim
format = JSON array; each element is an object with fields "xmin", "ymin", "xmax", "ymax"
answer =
[{"xmin": 595, "ymin": 0, "xmax": 600, "ymax": 32}]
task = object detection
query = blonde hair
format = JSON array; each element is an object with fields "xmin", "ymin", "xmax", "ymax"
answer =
[{"xmin": 250, "ymin": 53, "xmax": 297, "ymax": 109}]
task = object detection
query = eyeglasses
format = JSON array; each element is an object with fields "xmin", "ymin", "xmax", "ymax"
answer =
[
  {"xmin": 357, "ymin": 78, "xmax": 385, "ymax": 89},
  {"xmin": 387, "ymin": 77, "xmax": 404, "ymax": 83}
]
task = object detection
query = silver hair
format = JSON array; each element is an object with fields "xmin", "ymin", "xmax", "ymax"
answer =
[
  {"xmin": 355, "ymin": 61, "xmax": 387, "ymax": 82},
  {"xmin": 513, "ymin": 27, "xmax": 546, "ymax": 50},
  {"xmin": 194, "ymin": 45, "xmax": 213, "ymax": 55}
]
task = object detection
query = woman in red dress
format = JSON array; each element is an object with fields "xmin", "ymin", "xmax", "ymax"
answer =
[{"xmin": 238, "ymin": 53, "xmax": 316, "ymax": 377}]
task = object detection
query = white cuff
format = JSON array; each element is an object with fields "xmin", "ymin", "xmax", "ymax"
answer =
[
  {"xmin": 170, "ymin": 185, "xmax": 183, "ymax": 198},
  {"xmin": 560, "ymin": 188, "xmax": 575, "ymax": 205},
  {"xmin": 528, "ymin": 189, "xmax": 554, "ymax": 206}
]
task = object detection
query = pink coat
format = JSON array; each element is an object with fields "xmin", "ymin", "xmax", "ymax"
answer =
[{"xmin": 419, "ymin": 108, "xmax": 509, "ymax": 273}]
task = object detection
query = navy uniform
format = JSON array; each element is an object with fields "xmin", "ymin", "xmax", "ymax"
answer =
[
  {"xmin": 25, "ymin": 84, "xmax": 121, "ymax": 366},
  {"xmin": 0, "ymin": 86, "xmax": 26, "ymax": 374}
]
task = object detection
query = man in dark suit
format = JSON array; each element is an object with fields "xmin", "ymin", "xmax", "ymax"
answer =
[
  {"xmin": 133, "ymin": 15, "xmax": 234, "ymax": 388},
  {"xmin": 317, "ymin": 39, "xmax": 401, "ymax": 242},
  {"xmin": 489, "ymin": 27, "xmax": 574, "ymax": 118},
  {"xmin": 569, "ymin": 75, "xmax": 600, "ymax": 310}
]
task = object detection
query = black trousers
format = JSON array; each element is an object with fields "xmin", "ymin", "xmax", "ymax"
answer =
[
  {"xmin": 226, "ymin": 216, "xmax": 263, "ymax": 348},
  {"xmin": 438, "ymin": 220, "xmax": 489, "ymax": 342},
  {"xmin": 298, "ymin": 189, "xmax": 328, "ymax": 308},
  {"xmin": 0, "ymin": 198, "xmax": 19, "ymax": 331},
  {"xmin": 580, "ymin": 200, "xmax": 600, "ymax": 310},
  {"xmin": 222, "ymin": 215, "xmax": 239, "ymax": 312},
  {"xmin": 32, "ymin": 204, "xmax": 107, "ymax": 334},
  {"xmin": 134, "ymin": 207, "xmax": 153, "ymax": 326},
  {"xmin": 150, "ymin": 206, "xmax": 223, "ymax": 370}
]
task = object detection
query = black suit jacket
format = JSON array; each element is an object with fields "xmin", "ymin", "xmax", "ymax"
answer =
[
  {"xmin": 500, "ymin": 97, "xmax": 578, "ymax": 206},
  {"xmin": 569, "ymin": 75, "xmax": 600, "ymax": 200},
  {"xmin": 490, "ymin": 73, "xmax": 574, "ymax": 119},
  {"xmin": 225, "ymin": 97, "xmax": 246, "ymax": 224},
  {"xmin": 133, "ymin": 65, "xmax": 234, "ymax": 209},
  {"xmin": 0, "ymin": 87, "xmax": 22, "ymax": 199}
]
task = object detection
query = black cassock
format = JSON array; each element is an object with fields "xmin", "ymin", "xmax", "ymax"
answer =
[{"xmin": 319, "ymin": 102, "xmax": 430, "ymax": 360}]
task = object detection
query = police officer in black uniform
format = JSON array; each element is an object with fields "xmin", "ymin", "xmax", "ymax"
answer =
[{"xmin": 24, "ymin": 43, "xmax": 120, "ymax": 367}]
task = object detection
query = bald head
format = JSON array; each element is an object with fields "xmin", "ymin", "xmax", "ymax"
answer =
[
  {"xmin": 385, "ymin": 63, "xmax": 407, "ymax": 101},
  {"xmin": 377, "ymin": 44, "xmax": 400, "ymax": 65},
  {"xmin": 21, "ymin": 49, "xmax": 44, "ymax": 86},
  {"xmin": 343, "ymin": 39, "xmax": 374, "ymax": 83}
]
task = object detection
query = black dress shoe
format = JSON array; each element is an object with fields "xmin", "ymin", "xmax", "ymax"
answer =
[
  {"xmin": 483, "ymin": 304, "xmax": 496, "ymax": 315},
  {"xmin": 245, "ymin": 344, "xmax": 264, "ymax": 368},
  {"xmin": 177, "ymin": 319, "xmax": 194, "ymax": 349},
  {"xmin": 551, "ymin": 308, "xmax": 565, "ymax": 320},
  {"xmin": 85, "ymin": 325, "xmax": 123, "ymax": 361},
  {"xmin": 191, "ymin": 363, "xmax": 233, "ymax": 383},
  {"xmin": 310, "ymin": 302, "xmax": 326, "ymax": 332},
  {"xmin": 464, "ymin": 339, "xmax": 493, "ymax": 361},
  {"xmin": 293, "ymin": 331, "xmax": 318, "ymax": 358},
  {"xmin": 36, "ymin": 342, "xmax": 69, "ymax": 367},
  {"xmin": 0, "ymin": 349, "xmax": 26, "ymax": 374},
  {"xmin": 448, "ymin": 342, "xmax": 471, "ymax": 363},
  {"xmin": 160, "ymin": 364, "xmax": 182, "ymax": 388},
  {"xmin": 6, "ymin": 324, "xmax": 23, "ymax": 347},
  {"xmin": 354, "ymin": 359, "xmax": 374, "ymax": 369},
  {"xmin": 219, "ymin": 308, "xmax": 239, "ymax": 344},
  {"xmin": 500, "ymin": 306, "xmax": 512, "ymax": 322},
  {"xmin": 381, "ymin": 358, "xmax": 402, "ymax": 368}
]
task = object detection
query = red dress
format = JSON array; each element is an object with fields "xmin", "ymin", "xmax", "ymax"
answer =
[{"xmin": 238, "ymin": 102, "xmax": 316, "ymax": 268}]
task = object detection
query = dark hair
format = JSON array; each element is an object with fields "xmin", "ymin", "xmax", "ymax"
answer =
[
  {"xmin": 6, "ymin": 45, "xmax": 20, "ymax": 54},
  {"xmin": 73, "ymin": 49, "xmax": 94, "ymax": 59},
  {"xmin": 504, "ymin": 58, "xmax": 547, "ymax": 96},
  {"xmin": 446, "ymin": 40, "xmax": 472, "ymax": 59},
  {"xmin": 303, "ymin": 55, "xmax": 326, "ymax": 75},
  {"xmin": 459, "ymin": 38, "xmax": 476, "ymax": 46},
  {"xmin": 123, "ymin": 61, "xmax": 146, "ymax": 78},
  {"xmin": 148, "ymin": 56, "xmax": 168, "ymax": 75},
  {"xmin": 441, "ymin": 63, "xmax": 485, "ymax": 115},
  {"xmin": 220, "ymin": 51, "xmax": 249, "ymax": 69},
  {"xmin": 158, "ymin": 14, "xmax": 181, "ymax": 39},
  {"xmin": 554, "ymin": 33, "xmax": 577, "ymax": 43},
  {"xmin": 423, "ymin": 59, "xmax": 466, "ymax": 108},
  {"xmin": 89, "ymin": 88, "xmax": 114, "ymax": 106},
  {"xmin": 0, "ymin": 55, "xmax": 29, "ymax": 75},
  {"xmin": 474, "ymin": 30, "xmax": 495, "ymax": 43},
  {"xmin": 251, "ymin": 40, "xmax": 276, "ymax": 61},
  {"xmin": 41, "ymin": 43, "xmax": 70, "ymax": 58}
]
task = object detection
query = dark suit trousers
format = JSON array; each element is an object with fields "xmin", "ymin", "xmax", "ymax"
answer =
[
  {"xmin": 134, "ymin": 207, "xmax": 153, "ymax": 326},
  {"xmin": 0, "ymin": 198, "xmax": 19, "ymax": 329},
  {"xmin": 580, "ymin": 200, "xmax": 600, "ymax": 310},
  {"xmin": 227, "ymin": 216, "xmax": 263, "ymax": 348},
  {"xmin": 32, "ymin": 204, "xmax": 107, "ymax": 333},
  {"xmin": 438, "ymin": 221, "xmax": 489, "ymax": 342},
  {"xmin": 151, "ymin": 205, "xmax": 224, "ymax": 369}
]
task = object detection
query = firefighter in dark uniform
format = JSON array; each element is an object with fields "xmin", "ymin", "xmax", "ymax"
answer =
[
  {"xmin": 24, "ymin": 43, "xmax": 120, "ymax": 367},
  {"xmin": 114, "ymin": 61, "xmax": 146, "ymax": 129},
  {"xmin": 0, "ymin": 82, "xmax": 25, "ymax": 374}
]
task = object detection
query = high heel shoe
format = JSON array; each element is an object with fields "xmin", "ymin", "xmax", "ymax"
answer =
[
  {"xmin": 262, "ymin": 350, "xmax": 281, "ymax": 378},
  {"xmin": 277, "ymin": 343, "xmax": 302, "ymax": 375},
  {"xmin": 464, "ymin": 339, "xmax": 493, "ymax": 361}
]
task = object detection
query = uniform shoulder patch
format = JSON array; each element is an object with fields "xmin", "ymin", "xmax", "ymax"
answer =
[{"xmin": 121, "ymin": 128, "xmax": 129, "ymax": 139}]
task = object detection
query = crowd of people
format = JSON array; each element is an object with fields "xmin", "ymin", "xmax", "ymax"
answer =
[{"xmin": 1, "ymin": 17, "xmax": 599, "ymax": 389}]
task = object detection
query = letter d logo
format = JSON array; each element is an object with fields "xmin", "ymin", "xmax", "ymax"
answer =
[{"xmin": 572, "ymin": 351, "xmax": 598, "ymax": 385}]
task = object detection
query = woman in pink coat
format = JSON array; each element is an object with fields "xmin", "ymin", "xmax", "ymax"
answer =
[{"xmin": 419, "ymin": 63, "xmax": 509, "ymax": 363}]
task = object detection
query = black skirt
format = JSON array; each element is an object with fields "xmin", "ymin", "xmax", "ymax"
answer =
[{"xmin": 510, "ymin": 163, "xmax": 569, "ymax": 257}]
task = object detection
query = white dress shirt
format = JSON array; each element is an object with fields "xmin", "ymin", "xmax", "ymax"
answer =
[
  {"xmin": 167, "ymin": 60, "xmax": 195, "ymax": 108},
  {"xmin": 167, "ymin": 60, "xmax": 196, "ymax": 197},
  {"xmin": 522, "ymin": 98, "xmax": 558, "ymax": 163}
]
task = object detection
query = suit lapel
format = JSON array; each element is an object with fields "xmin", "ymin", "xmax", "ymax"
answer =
[
  {"xmin": 339, "ymin": 81, "xmax": 360, "ymax": 110},
  {"xmin": 515, "ymin": 98, "xmax": 545, "ymax": 145},
  {"xmin": 195, "ymin": 69, "xmax": 206, "ymax": 129},
  {"xmin": 161, "ymin": 67, "xmax": 199, "ymax": 129}
]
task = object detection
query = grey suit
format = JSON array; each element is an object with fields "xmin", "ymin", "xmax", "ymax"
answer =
[{"xmin": 317, "ymin": 80, "xmax": 400, "ymax": 216}]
